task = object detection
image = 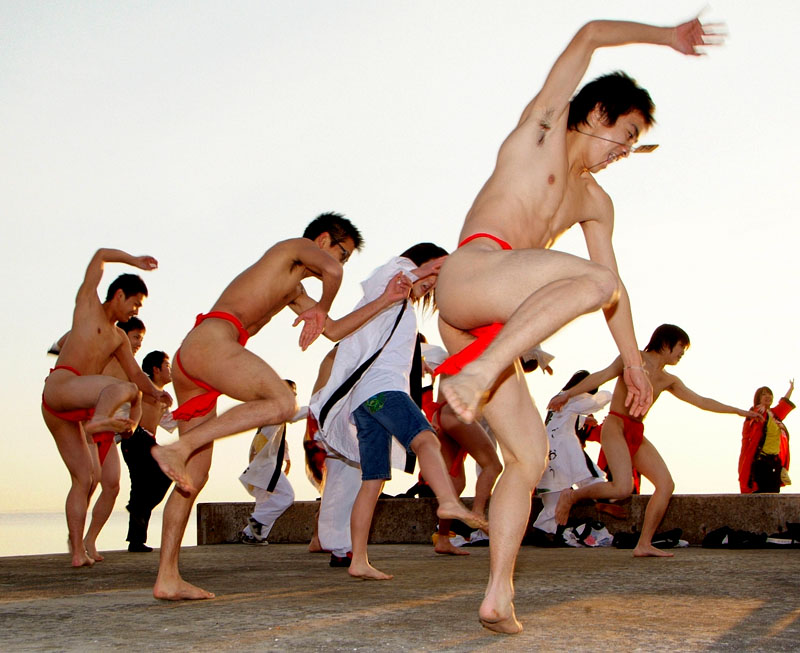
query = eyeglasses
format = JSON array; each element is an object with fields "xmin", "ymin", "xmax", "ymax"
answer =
[
  {"xmin": 575, "ymin": 128, "xmax": 659, "ymax": 154},
  {"xmin": 333, "ymin": 241, "xmax": 352, "ymax": 264}
]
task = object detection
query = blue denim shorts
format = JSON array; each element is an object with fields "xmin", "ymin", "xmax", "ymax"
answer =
[{"xmin": 352, "ymin": 391, "xmax": 432, "ymax": 481}]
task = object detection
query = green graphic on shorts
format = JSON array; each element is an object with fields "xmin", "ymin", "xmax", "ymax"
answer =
[{"xmin": 365, "ymin": 393, "xmax": 386, "ymax": 414}]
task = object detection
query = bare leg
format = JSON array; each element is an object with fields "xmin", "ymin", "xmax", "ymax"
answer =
[
  {"xmin": 308, "ymin": 505, "xmax": 324, "ymax": 553},
  {"xmin": 152, "ymin": 344, "xmax": 296, "ymax": 492},
  {"xmin": 436, "ymin": 246, "xmax": 618, "ymax": 423},
  {"xmin": 153, "ymin": 439, "xmax": 215, "ymax": 600},
  {"xmin": 348, "ymin": 479, "xmax": 393, "ymax": 580},
  {"xmin": 152, "ymin": 396, "xmax": 294, "ymax": 492},
  {"xmin": 84, "ymin": 444, "xmax": 121, "ymax": 561},
  {"xmin": 411, "ymin": 431, "xmax": 488, "ymax": 532},
  {"xmin": 438, "ymin": 404, "xmax": 501, "ymax": 516},
  {"xmin": 631, "ymin": 439, "xmax": 675, "ymax": 558},
  {"xmin": 85, "ymin": 382, "xmax": 139, "ymax": 435},
  {"xmin": 473, "ymin": 366, "xmax": 547, "ymax": 635},
  {"xmin": 553, "ymin": 417, "xmax": 634, "ymax": 525},
  {"xmin": 43, "ymin": 410, "xmax": 95, "ymax": 567}
]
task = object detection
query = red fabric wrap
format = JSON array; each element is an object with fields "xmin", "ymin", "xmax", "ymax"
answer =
[
  {"xmin": 41, "ymin": 366, "xmax": 96, "ymax": 422},
  {"xmin": 172, "ymin": 312, "xmax": 250, "ymax": 422},
  {"xmin": 434, "ymin": 323, "xmax": 504, "ymax": 377},
  {"xmin": 597, "ymin": 410, "xmax": 645, "ymax": 471},
  {"xmin": 738, "ymin": 397, "xmax": 794, "ymax": 493},
  {"xmin": 92, "ymin": 431, "xmax": 115, "ymax": 464}
]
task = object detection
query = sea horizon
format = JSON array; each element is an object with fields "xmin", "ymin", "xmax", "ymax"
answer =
[{"xmin": 0, "ymin": 510, "xmax": 198, "ymax": 558}]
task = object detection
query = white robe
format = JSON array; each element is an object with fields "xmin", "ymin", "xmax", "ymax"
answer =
[
  {"xmin": 309, "ymin": 257, "xmax": 419, "ymax": 470},
  {"xmin": 538, "ymin": 391, "xmax": 612, "ymax": 494}
]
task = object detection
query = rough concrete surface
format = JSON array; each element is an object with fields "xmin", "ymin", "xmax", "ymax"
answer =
[{"xmin": 0, "ymin": 544, "xmax": 798, "ymax": 652}]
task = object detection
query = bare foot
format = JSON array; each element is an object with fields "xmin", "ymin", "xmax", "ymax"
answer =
[
  {"xmin": 596, "ymin": 502, "xmax": 628, "ymax": 519},
  {"xmin": 153, "ymin": 577, "xmax": 215, "ymax": 600},
  {"xmin": 554, "ymin": 488, "xmax": 575, "ymax": 525},
  {"xmin": 633, "ymin": 543, "xmax": 674, "ymax": 558},
  {"xmin": 151, "ymin": 445, "xmax": 195, "ymax": 493},
  {"xmin": 479, "ymin": 603, "xmax": 523, "ymax": 634},
  {"xmin": 85, "ymin": 416, "xmax": 134, "ymax": 436},
  {"xmin": 440, "ymin": 366, "xmax": 491, "ymax": 424},
  {"xmin": 71, "ymin": 552, "xmax": 95, "ymax": 568},
  {"xmin": 84, "ymin": 541, "xmax": 104, "ymax": 562},
  {"xmin": 437, "ymin": 501, "xmax": 489, "ymax": 533},
  {"xmin": 434, "ymin": 538, "xmax": 470, "ymax": 556},
  {"xmin": 307, "ymin": 534, "xmax": 325, "ymax": 553},
  {"xmin": 348, "ymin": 561, "xmax": 394, "ymax": 580},
  {"xmin": 68, "ymin": 536, "xmax": 95, "ymax": 567}
]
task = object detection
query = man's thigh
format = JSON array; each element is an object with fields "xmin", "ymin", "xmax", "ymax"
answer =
[
  {"xmin": 437, "ymin": 246, "xmax": 608, "ymax": 329},
  {"xmin": 179, "ymin": 338, "xmax": 288, "ymax": 404},
  {"xmin": 631, "ymin": 438, "xmax": 670, "ymax": 486},
  {"xmin": 44, "ymin": 372, "xmax": 130, "ymax": 411}
]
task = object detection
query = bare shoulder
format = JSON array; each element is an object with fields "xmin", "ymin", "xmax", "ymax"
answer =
[{"xmin": 653, "ymin": 368, "xmax": 681, "ymax": 394}]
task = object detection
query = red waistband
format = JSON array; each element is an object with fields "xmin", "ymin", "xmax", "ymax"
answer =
[
  {"xmin": 458, "ymin": 233, "xmax": 513, "ymax": 250},
  {"xmin": 194, "ymin": 311, "xmax": 249, "ymax": 346},
  {"xmin": 50, "ymin": 365, "xmax": 82, "ymax": 376}
]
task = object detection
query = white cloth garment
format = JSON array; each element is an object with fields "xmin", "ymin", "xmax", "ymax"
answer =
[
  {"xmin": 538, "ymin": 391, "xmax": 611, "ymax": 495},
  {"xmin": 239, "ymin": 407, "xmax": 308, "ymax": 492},
  {"xmin": 309, "ymin": 257, "xmax": 420, "ymax": 469},
  {"xmin": 317, "ymin": 454, "xmax": 362, "ymax": 557}
]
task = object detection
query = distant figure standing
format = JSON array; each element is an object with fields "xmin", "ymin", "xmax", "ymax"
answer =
[
  {"xmin": 239, "ymin": 379, "xmax": 308, "ymax": 545},
  {"xmin": 739, "ymin": 380, "xmax": 794, "ymax": 494},
  {"xmin": 121, "ymin": 350, "xmax": 176, "ymax": 552}
]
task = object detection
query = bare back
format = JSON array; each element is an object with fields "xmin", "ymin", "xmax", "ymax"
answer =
[{"xmin": 207, "ymin": 238, "xmax": 324, "ymax": 336}]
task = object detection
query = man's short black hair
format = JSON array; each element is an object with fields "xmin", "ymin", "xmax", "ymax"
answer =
[
  {"xmin": 644, "ymin": 324, "xmax": 690, "ymax": 353},
  {"xmin": 568, "ymin": 71, "xmax": 655, "ymax": 131},
  {"xmin": 105, "ymin": 273, "xmax": 148, "ymax": 302},
  {"xmin": 117, "ymin": 317, "xmax": 145, "ymax": 333},
  {"xmin": 303, "ymin": 212, "xmax": 364, "ymax": 251},
  {"xmin": 142, "ymin": 350, "xmax": 168, "ymax": 379}
]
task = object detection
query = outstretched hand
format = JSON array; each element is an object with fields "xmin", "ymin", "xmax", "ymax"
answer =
[
  {"xmin": 744, "ymin": 409, "xmax": 764, "ymax": 421},
  {"xmin": 293, "ymin": 304, "xmax": 327, "ymax": 350},
  {"xmin": 133, "ymin": 255, "xmax": 158, "ymax": 271},
  {"xmin": 623, "ymin": 366, "xmax": 652, "ymax": 418},
  {"xmin": 671, "ymin": 17, "xmax": 726, "ymax": 55}
]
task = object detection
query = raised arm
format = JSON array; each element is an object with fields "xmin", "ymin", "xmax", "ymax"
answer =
[
  {"xmin": 76, "ymin": 248, "xmax": 157, "ymax": 304},
  {"xmin": 521, "ymin": 18, "xmax": 717, "ymax": 125},
  {"xmin": 548, "ymin": 356, "xmax": 623, "ymax": 412},
  {"xmin": 784, "ymin": 379, "xmax": 795, "ymax": 402},
  {"xmin": 667, "ymin": 377, "xmax": 758, "ymax": 419}
]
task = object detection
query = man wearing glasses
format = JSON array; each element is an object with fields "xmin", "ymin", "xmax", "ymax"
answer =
[
  {"xmin": 151, "ymin": 211, "xmax": 410, "ymax": 600},
  {"xmin": 433, "ymin": 18, "xmax": 724, "ymax": 633}
]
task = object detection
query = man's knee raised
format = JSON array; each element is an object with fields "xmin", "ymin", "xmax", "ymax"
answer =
[{"xmin": 592, "ymin": 265, "xmax": 620, "ymax": 309}]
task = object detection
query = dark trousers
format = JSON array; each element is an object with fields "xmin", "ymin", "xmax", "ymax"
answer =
[
  {"xmin": 120, "ymin": 427, "xmax": 173, "ymax": 544},
  {"xmin": 752, "ymin": 453, "xmax": 782, "ymax": 494}
]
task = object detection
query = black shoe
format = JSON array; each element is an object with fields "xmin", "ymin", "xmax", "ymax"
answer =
[
  {"xmin": 329, "ymin": 553, "xmax": 352, "ymax": 568},
  {"xmin": 128, "ymin": 542, "xmax": 153, "ymax": 553}
]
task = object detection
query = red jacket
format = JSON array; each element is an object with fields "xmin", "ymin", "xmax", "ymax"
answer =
[{"xmin": 738, "ymin": 397, "xmax": 794, "ymax": 493}]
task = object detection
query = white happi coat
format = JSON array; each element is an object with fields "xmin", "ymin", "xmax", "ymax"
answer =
[
  {"xmin": 538, "ymin": 391, "xmax": 612, "ymax": 494},
  {"xmin": 239, "ymin": 407, "xmax": 308, "ymax": 492},
  {"xmin": 309, "ymin": 257, "xmax": 420, "ymax": 469}
]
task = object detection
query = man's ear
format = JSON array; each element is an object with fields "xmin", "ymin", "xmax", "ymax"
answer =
[
  {"xmin": 588, "ymin": 102, "xmax": 609, "ymax": 127},
  {"xmin": 315, "ymin": 232, "xmax": 332, "ymax": 249}
]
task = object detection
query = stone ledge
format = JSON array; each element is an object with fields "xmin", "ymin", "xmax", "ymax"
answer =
[{"xmin": 197, "ymin": 493, "xmax": 800, "ymax": 545}]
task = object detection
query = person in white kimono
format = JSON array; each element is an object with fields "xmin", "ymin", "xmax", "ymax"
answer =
[
  {"xmin": 310, "ymin": 243, "xmax": 487, "ymax": 580},
  {"xmin": 238, "ymin": 379, "xmax": 308, "ymax": 545},
  {"xmin": 534, "ymin": 370, "xmax": 611, "ymax": 536}
]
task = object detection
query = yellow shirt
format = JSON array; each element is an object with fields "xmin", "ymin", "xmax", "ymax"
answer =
[{"xmin": 761, "ymin": 415, "xmax": 782, "ymax": 455}]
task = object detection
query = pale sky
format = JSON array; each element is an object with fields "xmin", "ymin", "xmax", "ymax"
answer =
[{"xmin": 2, "ymin": 1, "xmax": 799, "ymax": 515}]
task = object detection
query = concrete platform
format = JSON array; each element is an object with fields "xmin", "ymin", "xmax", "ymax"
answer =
[
  {"xmin": 0, "ymin": 544, "xmax": 798, "ymax": 652},
  {"xmin": 197, "ymin": 494, "xmax": 800, "ymax": 546}
]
